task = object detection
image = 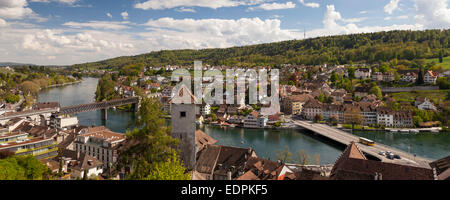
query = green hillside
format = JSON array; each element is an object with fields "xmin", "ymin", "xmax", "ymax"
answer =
[
  {"xmin": 70, "ymin": 29, "xmax": 450, "ymax": 70},
  {"xmin": 427, "ymin": 56, "xmax": 450, "ymax": 70}
]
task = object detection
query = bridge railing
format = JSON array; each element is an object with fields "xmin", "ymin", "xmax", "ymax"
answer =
[{"xmin": 58, "ymin": 97, "xmax": 139, "ymax": 115}]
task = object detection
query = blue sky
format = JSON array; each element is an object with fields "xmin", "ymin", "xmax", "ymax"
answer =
[{"xmin": 0, "ymin": 0, "xmax": 449, "ymax": 65}]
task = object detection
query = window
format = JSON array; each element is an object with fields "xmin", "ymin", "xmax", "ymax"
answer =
[{"xmin": 180, "ymin": 111, "xmax": 186, "ymax": 118}]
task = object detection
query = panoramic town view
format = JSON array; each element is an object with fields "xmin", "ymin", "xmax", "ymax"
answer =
[{"xmin": 0, "ymin": 0, "xmax": 449, "ymax": 182}]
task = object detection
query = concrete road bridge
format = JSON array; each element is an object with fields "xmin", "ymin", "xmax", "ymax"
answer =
[{"xmin": 293, "ymin": 120, "xmax": 432, "ymax": 169}]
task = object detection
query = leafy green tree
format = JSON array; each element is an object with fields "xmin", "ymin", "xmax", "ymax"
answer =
[
  {"xmin": 0, "ymin": 155, "xmax": 52, "ymax": 180},
  {"xmin": 145, "ymin": 153, "xmax": 191, "ymax": 180},
  {"xmin": 4, "ymin": 94, "xmax": 20, "ymax": 103},
  {"xmin": 330, "ymin": 72, "xmax": 338, "ymax": 83},
  {"xmin": 413, "ymin": 116, "xmax": 423, "ymax": 127},
  {"xmin": 211, "ymin": 113, "xmax": 218, "ymax": 122},
  {"xmin": 118, "ymin": 98, "xmax": 185, "ymax": 180},
  {"xmin": 369, "ymin": 85, "xmax": 382, "ymax": 99}
]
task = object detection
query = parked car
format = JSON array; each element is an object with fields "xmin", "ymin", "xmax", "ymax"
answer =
[
  {"xmin": 393, "ymin": 154, "xmax": 401, "ymax": 159},
  {"xmin": 378, "ymin": 151, "xmax": 386, "ymax": 156}
]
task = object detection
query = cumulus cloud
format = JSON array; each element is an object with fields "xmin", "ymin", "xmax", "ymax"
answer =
[
  {"xmin": 384, "ymin": 0, "xmax": 400, "ymax": 14},
  {"xmin": 0, "ymin": 18, "xmax": 7, "ymax": 27},
  {"xmin": 248, "ymin": 2, "xmax": 296, "ymax": 11},
  {"xmin": 14, "ymin": 28, "xmax": 135, "ymax": 64},
  {"xmin": 174, "ymin": 7, "xmax": 196, "ymax": 13},
  {"xmin": 121, "ymin": 11, "xmax": 128, "ymax": 20},
  {"xmin": 63, "ymin": 21, "xmax": 130, "ymax": 30},
  {"xmin": 134, "ymin": 0, "xmax": 262, "ymax": 10},
  {"xmin": 0, "ymin": 0, "xmax": 33, "ymax": 19},
  {"xmin": 30, "ymin": 0, "xmax": 80, "ymax": 5},
  {"xmin": 106, "ymin": 13, "xmax": 112, "ymax": 18},
  {"xmin": 141, "ymin": 17, "xmax": 301, "ymax": 49},
  {"xmin": 308, "ymin": 4, "xmax": 422, "ymax": 38},
  {"xmin": 298, "ymin": 0, "xmax": 320, "ymax": 8},
  {"xmin": 413, "ymin": 0, "xmax": 450, "ymax": 29}
]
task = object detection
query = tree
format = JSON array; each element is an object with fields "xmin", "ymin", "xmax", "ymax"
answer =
[
  {"xmin": 276, "ymin": 146, "xmax": 292, "ymax": 163},
  {"xmin": 369, "ymin": 85, "xmax": 382, "ymax": 99},
  {"xmin": 312, "ymin": 154, "xmax": 320, "ymax": 165},
  {"xmin": 20, "ymin": 81, "xmax": 40, "ymax": 95},
  {"xmin": 416, "ymin": 67, "xmax": 424, "ymax": 85},
  {"xmin": 83, "ymin": 169, "xmax": 88, "ymax": 180},
  {"xmin": 437, "ymin": 77, "xmax": 450, "ymax": 89},
  {"xmin": 211, "ymin": 113, "xmax": 218, "ymax": 122},
  {"xmin": 0, "ymin": 155, "xmax": 52, "ymax": 180},
  {"xmin": 345, "ymin": 108, "xmax": 363, "ymax": 129},
  {"xmin": 413, "ymin": 116, "xmax": 423, "ymax": 127},
  {"xmin": 117, "ymin": 98, "xmax": 185, "ymax": 180},
  {"xmin": 330, "ymin": 72, "xmax": 338, "ymax": 83},
  {"xmin": 145, "ymin": 153, "xmax": 191, "ymax": 180},
  {"xmin": 439, "ymin": 49, "xmax": 444, "ymax": 63},
  {"xmin": 314, "ymin": 114, "xmax": 323, "ymax": 123},
  {"xmin": 296, "ymin": 150, "xmax": 310, "ymax": 165}
]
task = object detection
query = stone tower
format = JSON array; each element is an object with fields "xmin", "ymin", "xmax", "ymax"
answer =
[{"xmin": 171, "ymin": 85, "xmax": 197, "ymax": 170}]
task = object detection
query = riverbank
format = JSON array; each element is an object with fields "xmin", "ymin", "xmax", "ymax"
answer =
[
  {"xmin": 42, "ymin": 80, "xmax": 82, "ymax": 89},
  {"xmin": 37, "ymin": 77, "xmax": 450, "ymax": 162}
]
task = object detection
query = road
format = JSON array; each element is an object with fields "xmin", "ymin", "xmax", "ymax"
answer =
[{"xmin": 293, "ymin": 120, "xmax": 432, "ymax": 169}]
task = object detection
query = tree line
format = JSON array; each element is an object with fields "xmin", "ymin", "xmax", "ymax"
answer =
[{"xmin": 70, "ymin": 29, "xmax": 449, "ymax": 69}]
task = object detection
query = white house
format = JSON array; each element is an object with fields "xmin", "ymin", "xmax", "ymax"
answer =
[
  {"xmin": 355, "ymin": 68, "xmax": 371, "ymax": 79},
  {"xmin": 415, "ymin": 97, "xmax": 437, "ymax": 111},
  {"xmin": 377, "ymin": 107, "xmax": 394, "ymax": 127},
  {"xmin": 424, "ymin": 70, "xmax": 438, "ymax": 84},
  {"xmin": 401, "ymin": 72, "xmax": 417, "ymax": 82},
  {"xmin": 257, "ymin": 116, "xmax": 268, "ymax": 128}
]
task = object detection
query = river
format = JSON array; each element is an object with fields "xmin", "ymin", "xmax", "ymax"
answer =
[{"xmin": 38, "ymin": 77, "xmax": 450, "ymax": 164}]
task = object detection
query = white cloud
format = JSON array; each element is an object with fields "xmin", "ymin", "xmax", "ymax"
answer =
[
  {"xmin": 359, "ymin": 11, "xmax": 368, "ymax": 14},
  {"xmin": 413, "ymin": 0, "xmax": 450, "ymax": 29},
  {"xmin": 397, "ymin": 15, "xmax": 408, "ymax": 19},
  {"xmin": 134, "ymin": 0, "xmax": 261, "ymax": 10},
  {"xmin": 0, "ymin": 0, "xmax": 33, "ymax": 19},
  {"xmin": 106, "ymin": 13, "xmax": 112, "ymax": 18},
  {"xmin": 384, "ymin": 0, "xmax": 400, "ymax": 14},
  {"xmin": 298, "ymin": 0, "xmax": 320, "ymax": 8},
  {"xmin": 142, "ymin": 17, "xmax": 301, "ymax": 49},
  {"xmin": 384, "ymin": 16, "xmax": 392, "ymax": 20},
  {"xmin": 307, "ymin": 5, "xmax": 422, "ymax": 38},
  {"xmin": 121, "ymin": 11, "xmax": 128, "ymax": 20},
  {"xmin": 0, "ymin": 18, "xmax": 7, "ymax": 27},
  {"xmin": 248, "ymin": 2, "xmax": 296, "ymax": 11},
  {"xmin": 341, "ymin": 17, "xmax": 367, "ymax": 23},
  {"xmin": 63, "ymin": 21, "xmax": 130, "ymax": 30},
  {"xmin": 175, "ymin": 7, "xmax": 196, "ymax": 13},
  {"xmin": 7, "ymin": 28, "xmax": 136, "ymax": 65},
  {"xmin": 30, "ymin": 0, "xmax": 80, "ymax": 5}
]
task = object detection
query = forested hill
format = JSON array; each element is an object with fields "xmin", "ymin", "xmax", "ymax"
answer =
[{"xmin": 71, "ymin": 29, "xmax": 450, "ymax": 70}]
